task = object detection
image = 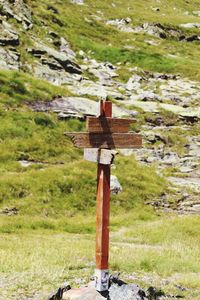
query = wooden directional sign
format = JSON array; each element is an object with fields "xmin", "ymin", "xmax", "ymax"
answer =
[
  {"xmin": 66, "ymin": 132, "xmax": 142, "ymax": 149},
  {"xmin": 86, "ymin": 117, "xmax": 136, "ymax": 133},
  {"xmin": 65, "ymin": 100, "xmax": 142, "ymax": 293}
]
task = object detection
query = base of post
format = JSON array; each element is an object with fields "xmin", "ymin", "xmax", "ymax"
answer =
[{"xmin": 94, "ymin": 269, "xmax": 109, "ymax": 292}]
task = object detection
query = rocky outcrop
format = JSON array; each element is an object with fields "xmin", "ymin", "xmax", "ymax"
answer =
[
  {"xmin": 133, "ymin": 23, "xmax": 176, "ymax": 39},
  {"xmin": 28, "ymin": 42, "xmax": 82, "ymax": 74},
  {"xmin": 0, "ymin": 21, "xmax": 19, "ymax": 46},
  {"xmin": 28, "ymin": 97, "xmax": 137, "ymax": 119},
  {"xmin": 180, "ymin": 23, "xmax": 200, "ymax": 28},
  {"xmin": 0, "ymin": 0, "xmax": 32, "ymax": 30},
  {"xmin": 107, "ymin": 21, "xmax": 200, "ymax": 42},
  {"xmin": 0, "ymin": 47, "xmax": 20, "ymax": 70},
  {"xmin": 106, "ymin": 17, "xmax": 133, "ymax": 33}
]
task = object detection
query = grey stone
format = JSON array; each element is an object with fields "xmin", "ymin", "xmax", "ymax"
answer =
[
  {"xmin": 60, "ymin": 37, "xmax": 76, "ymax": 60},
  {"xmin": 0, "ymin": 0, "xmax": 32, "ymax": 29},
  {"xmin": 86, "ymin": 60, "xmax": 119, "ymax": 85},
  {"xmin": 184, "ymin": 35, "xmax": 200, "ymax": 42},
  {"xmin": 0, "ymin": 21, "xmax": 19, "ymax": 46},
  {"xmin": 193, "ymin": 11, "xmax": 200, "ymax": 17},
  {"xmin": 133, "ymin": 23, "xmax": 183, "ymax": 40},
  {"xmin": 126, "ymin": 75, "xmax": 142, "ymax": 91},
  {"xmin": 34, "ymin": 63, "xmax": 82, "ymax": 85},
  {"xmin": 168, "ymin": 177, "xmax": 200, "ymax": 192},
  {"xmin": 70, "ymin": 0, "xmax": 84, "ymax": 5},
  {"xmin": 0, "ymin": 207, "xmax": 18, "ymax": 216},
  {"xmin": 0, "ymin": 47, "xmax": 20, "ymax": 70},
  {"xmin": 106, "ymin": 18, "xmax": 134, "ymax": 33},
  {"xmin": 180, "ymin": 23, "xmax": 200, "ymax": 28},
  {"xmin": 29, "ymin": 97, "xmax": 136, "ymax": 118},
  {"xmin": 111, "ymin": 175, "xmax": 122, "ymax": 194},
  {"xmin": 28, "ymin": 42, "xmax": 82, "ymax": 74},
  {"xmin": 109, "ymin": 283, "xmax": 147, "ymax": 300},
  {"xmin": 62, "ymin": 287, "xmax": 104, "ymax": 300},
  {"xmin": 68, "ymin": 81, "xmax": 125, "ymax": 100}
]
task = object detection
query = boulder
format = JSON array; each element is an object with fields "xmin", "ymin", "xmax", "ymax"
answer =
[
  {"xmin": 28, "ymin": 96, "xmax": 136, "ymax": 118},
  {"xmin": 62, "ymin": 287, "xmax": 104, "ymax": 300},
  {"xmin": 180, "ymin": 23, "xmax": 200, "ymax": 28},
  {"xmin": 109, "ymin": 283, "xmax": 147, "ymax": 300},
  {"xmin": 111, "ymin": 175, "xmax": 122, "ymax": 194}
]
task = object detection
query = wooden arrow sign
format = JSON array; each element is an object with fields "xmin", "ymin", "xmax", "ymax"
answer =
[
  {"xmin": 86, "ymin": 117, "xmax": 136, "ymax": 133},
  {"xmin": 65, "ymin": 132, "xmax": 142, "ymax": 149}
]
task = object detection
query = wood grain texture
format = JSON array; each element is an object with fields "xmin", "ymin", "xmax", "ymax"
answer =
[
  {"xmin": 65, "ymin": 132, "xmax": 142, "ymax": 149},
  {"xmin": 86, "ymin": 117, "xmax": 136, "ymax": 133}
]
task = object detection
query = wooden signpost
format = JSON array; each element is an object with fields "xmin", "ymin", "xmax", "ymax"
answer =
[{"xmin": 65, "ymin": 100, "xmax": 142, "ymax": 292}]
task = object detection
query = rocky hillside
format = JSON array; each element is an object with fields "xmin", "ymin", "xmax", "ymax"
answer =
[{"xmin": 0, "ymin": 0, "xmax": 200, "ymax": 215}]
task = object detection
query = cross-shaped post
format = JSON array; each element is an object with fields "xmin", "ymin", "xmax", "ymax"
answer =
[{"xmin": 65, "ymin": 100, "xmax": 142, "ymax": 292}]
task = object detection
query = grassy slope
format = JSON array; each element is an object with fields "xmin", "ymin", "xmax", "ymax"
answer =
[
  {"xmin": 28, "ymin": 0, "xmax": 200, "ymax": 80},
  {"xmin": 0, "ymin": 0, "xmax": 200, "ymax": 298}
]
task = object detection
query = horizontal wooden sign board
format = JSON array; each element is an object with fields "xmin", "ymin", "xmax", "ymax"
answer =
[
  {"xmin": 86, "ymin": 117, "xmax": 136, "ymax": 133},
  {"xmin": 65, "ymin": 132, "xmax": 142, "ymax": 149},
  {"xmin": 84, "ymin": 149, "xmax": 118, "ymax": 165}
]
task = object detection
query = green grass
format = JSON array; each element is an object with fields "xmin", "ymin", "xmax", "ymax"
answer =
[
  {"xmin": 0, "ymin": 70, "xmax": 69, "ymax": 106},
  {"xmin": 0, "ymin": 213, "xmax": 200, "ymax": 299},
  {"xmin": 25, "ymin": 0, "xmax": 200, "ymax": 80},
  {"xmin": 0, "ymin": 0, "xmax": 200, "ymax": 298},
  {"xmin": 0, "ymin": 104, "xmax": 167, "ymax": 216}
]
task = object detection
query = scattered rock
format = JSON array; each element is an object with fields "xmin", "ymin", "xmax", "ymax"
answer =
[
  {"xmin": 146, "ymin": 287, "xmax": 165, "ymax": 299},
  {"xmin": 0, "ymin": 207, "xmax": 18, "ymax": 216},
  {"xmin": 48, "ymin": 283, "xmax": 71, "ymax": 300},
  {"xmin": 133, "ymin": 23, "xmax": 181, "ymax": 39},
  {"xmin": 47, "ymin": 5, "xmax": 59, "ymax": 14},
  {"xmin": 109, "ymin": 283, "xmax": 147, "ymax": 300},
  {"xmin": 184, "ymin": 35, "xmax": 200, "ymax": 42},
  {"xmin": 110, "ymin": 175, "xmax": 122, "ymax": 194},
  {"xmin": 70, "ymin": 0, "xmax": 84, "ymax": 5},
  {"xmin": 193, "ymin": 11, "xmax": 200, "ymax": 17},
  {"xmin": 152, "ymin": 7, "xmax": 160, "ymax": 12},
  {"xmin": 180, "ymin": 23, "xmax": 200, "ymax": 28},
  {"xmin": 106, "ymin": 18, "xmax": 134, "ymax": 33}
]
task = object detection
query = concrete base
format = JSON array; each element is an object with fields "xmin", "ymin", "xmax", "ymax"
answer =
[
  {"xmin": 94, "ymin": 269, "xmax": 109, "ymax": 292},
  {"xmin": 62, "ymin": 287, "xmax": 105, "ymax": 300}
]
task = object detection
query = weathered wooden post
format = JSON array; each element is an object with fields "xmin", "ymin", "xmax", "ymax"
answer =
[
  {"xmin": 94, "ymin": 101, "xmax": 112, "ymax": 292},
  {"xmin": 65, "ymin": 100, "xmax": 142, "ymax": 292}
]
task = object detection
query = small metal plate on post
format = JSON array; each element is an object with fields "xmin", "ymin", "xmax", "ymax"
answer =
[
  {"xmin": 84, "ymin": 149, "xmax": 117, "ymax": 165},
  {"xmin": 94, "ymin": 269, "xmax": 109, "ymax": 292}
]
